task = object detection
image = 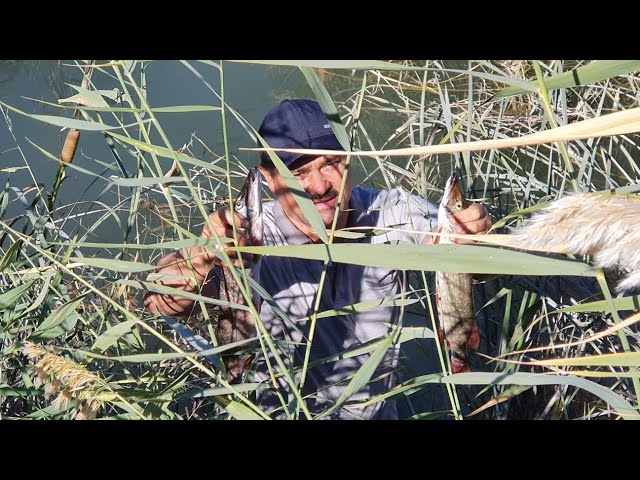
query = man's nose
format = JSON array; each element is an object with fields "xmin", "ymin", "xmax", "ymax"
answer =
[{"xmin": 304, "ymin": 169, "xmax": 330, "ymax": 195}]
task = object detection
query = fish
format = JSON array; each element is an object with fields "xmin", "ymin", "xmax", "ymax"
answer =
[
  {"xmin": 435, "ymin": 173, "xmax": 480, "ymax": 374},
  {"xmin": 215, "ymin": 167, "xmax": 264, "ymax": 383}
]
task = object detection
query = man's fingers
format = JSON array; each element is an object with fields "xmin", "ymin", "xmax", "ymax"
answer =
[
  {"xmin": 223, "ymin": 226, "xmax": 238, "ymax": 241},
  {"xmin": 450, "ymin": 204, "xmax": 492, "ymax": 243},
  {"xmin": 451, "ymin": 203, "xmax": 487, "ymax": 224},
  {"xmin": 218, "ymin": 230, "xmax": 258, "ymax": 256},
  {"xmin": 215, "ymin": 208, "xmax": 248, "ymax": 231},
  {"xmin": 238, "ymin": 235, "xmax": 257, "ymax": 248},
  {"xmin": 143, "ymin": 293, "xmax": 156, "ymax": 312},
  {"xmin": 452, "ymin": 217, "xmax": 490, "ymax": 235},
  {"xmin": 198, "ymin": 207, "xmax": 260, "ymax": 267},
  {"xmin": 155, "ymin": 251, "xmax": 182, "ymax": 268},
  {"xmin": 144, "ymin": 291, "xmax": 191, "ymax": 317},
  {"xmin": 232, "ymin": 257, "xmax": 254, "ymax": 269}
]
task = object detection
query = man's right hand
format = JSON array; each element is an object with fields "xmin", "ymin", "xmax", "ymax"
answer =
[
  {"xmin": 201, "ymin": 207, "xmax": 261, "ymax": 269},
  {"xmin": 143, "ymin": 250, "xmax": 211, "ymax": 316},
  {"xmin": 143, "ymin": 207, "xmax": 259, "ymax": 317}
]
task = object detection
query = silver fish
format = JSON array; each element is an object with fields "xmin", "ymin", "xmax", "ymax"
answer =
[
  {"xmin": 216, "ymin": 167, "xmax": 263, "ymax": 383},
  {"xmin": 435, "ymin": 173, "xmax": 480, "ymax": 373}
]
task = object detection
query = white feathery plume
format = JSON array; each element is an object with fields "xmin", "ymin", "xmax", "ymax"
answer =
[{"xmin": 509, "ymin": 193, "xmax": 640, "ymax": 293}]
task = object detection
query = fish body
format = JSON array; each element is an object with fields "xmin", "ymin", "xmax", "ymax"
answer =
[
  {"xmin": 435, "ymin": 173, "xmax": 480, "ymax": 373},
  {"xmin": 216, "ymin": 167, "xmax": 263, "ymax": 383}
]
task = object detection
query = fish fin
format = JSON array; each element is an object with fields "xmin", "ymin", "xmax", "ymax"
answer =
[
  {"xmin": 223, "ymin": 357, "xmax": 244, "ymax": 384},
  {"xmin": 451, "ymin": 361, "xmax": 471, "ymax": 374},
  {"xmin": 468, "ymin": 320, "xmax": 480, "ymax": 350},
  {"xmin": 224, "ymin": 353, "xmax": 256, "ymax": 384},
  {"xmin": 242, "ymin": 353, "xmax": 256, "ymax": 373}
]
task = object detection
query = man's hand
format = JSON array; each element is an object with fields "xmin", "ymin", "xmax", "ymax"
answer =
[
  {"xmin": 143, "ymin": 206, "xmax": 260, "ymax": 317},
  {"xmin": 449, "ymin": 203, "xmax": 491, "ymax": 244},
  {"xmin": 201, "ymin": 207, "xmax": 260, "ymax": 268},
  {"xmin": 143, "ymin": 250, "xmax": 212, "ymax": 316}
]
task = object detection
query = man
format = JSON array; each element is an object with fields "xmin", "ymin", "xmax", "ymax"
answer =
[{"xmin": 144, "ymin": 99, "xmax": 491, "ymax": 419}]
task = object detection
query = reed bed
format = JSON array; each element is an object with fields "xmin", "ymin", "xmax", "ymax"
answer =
[{"xmin": 1, "ymin": 59, "xmax": 640, "ymax": 420}]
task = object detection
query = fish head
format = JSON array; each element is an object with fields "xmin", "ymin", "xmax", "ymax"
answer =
[
  {"xmin": 438, "ymin": 173, "xmax": 469, "ymax": 230},
  {"xmin": 235, "ymin": 167, "xmax": 264, "ymax": 243}
]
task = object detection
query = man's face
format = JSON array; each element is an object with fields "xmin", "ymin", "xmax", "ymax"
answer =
[{"xmin": 260, "ymin": 155, "xmax": 352, "ymax": 242}]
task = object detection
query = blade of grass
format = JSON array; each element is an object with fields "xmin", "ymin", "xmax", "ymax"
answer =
[
  {"xmin": 235, "ymin": 243, "xmax": 597, "ymax": 277},
  {"xmin": 244, "ymin": 106, "xmax": 640, "ymax": 158},
  {"xmin": 493, "ymin": 60, "xmax": 640, "ymax": 99},
  {"xmin": 315, "ymin": 334, "xmax": 394, "ymax": 419}
]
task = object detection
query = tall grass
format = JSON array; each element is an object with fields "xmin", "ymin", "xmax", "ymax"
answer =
[{"xmin": 1, "ymin": 59, "xmax": 640, "ymax": 420}]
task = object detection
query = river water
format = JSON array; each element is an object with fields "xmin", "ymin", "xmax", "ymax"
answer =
[{"xmin": 0, "ymin": 61, "xmax": 306, "ymax": 224}]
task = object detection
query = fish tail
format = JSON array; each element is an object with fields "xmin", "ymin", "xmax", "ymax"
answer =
[
  {"xmin": 439, "ymin": 327, "xmax": 478, "ymax": 373},
  {"xmin": 451, "ymin": 360, "xmax": 471, "ymax": 374},
  {"xmin": 223, "ymin": 355, "xmax": 249, "ymax": 384},
  {"xmin": 222, "ymin": 352, "xmax": 256, "ymax": 384}
]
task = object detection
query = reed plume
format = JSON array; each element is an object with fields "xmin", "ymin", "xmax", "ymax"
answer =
[
  {"xmin": 509, "ymin": 193, "xmax": 640, "ymax": 293},
  {"xmin": 23, "ymin": 341, "xmax": 107, "ymax": 420}
]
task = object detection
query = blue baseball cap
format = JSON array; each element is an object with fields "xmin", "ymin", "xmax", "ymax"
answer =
[{"xmin": 257, "ymin": 99, "xmax": 344, "ymax": 167}]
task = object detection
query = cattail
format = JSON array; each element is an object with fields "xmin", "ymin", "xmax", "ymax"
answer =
[
  {"xmin": 23, "ymin": 341, "xmax": 106, "ymax": 419},
  {"xmin": 60, "ymin": 128, "xmax": 80, "ymax": 164},
  {"xmin": 510, "ymin": 193, "xmax": 640, "ymax": 293}
]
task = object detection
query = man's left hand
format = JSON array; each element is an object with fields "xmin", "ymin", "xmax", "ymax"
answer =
[{"xmin": 450, "ymin": 203, "xmax": 492, "ymax": 244}]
